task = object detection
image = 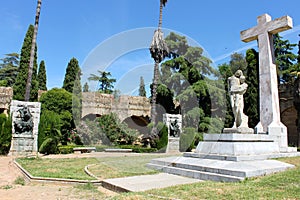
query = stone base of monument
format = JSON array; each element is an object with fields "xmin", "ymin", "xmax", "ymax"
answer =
[
  {"xmin": 147, "ymin": 133, "xmax": 299, "ymax": 182},
  {"xmin": 166, "ymin": 137, "xmax": 180, "ymax": 153},
  {"xmin": 9, "ymin": 134, "xmax": 35, "ymax": 156}
]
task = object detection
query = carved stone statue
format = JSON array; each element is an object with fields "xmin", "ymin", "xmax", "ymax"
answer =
[
  {"xmin": 14, "ymin": 106, "xmax": 33, "ymax": 135},
  {"xmin": 226, "ymin": 70, "xmax": 253, "ymax": 133}
]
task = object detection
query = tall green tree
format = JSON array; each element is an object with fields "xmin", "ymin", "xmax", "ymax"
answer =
[
  {"xmin": 13, "ymin": 24, "xmax": 39, "ymax": 101},
  {"xmin": 139, "ymin": 76, "xmax": 146, "ymax": 97},
  {"xmin": 218, "ymin": 63, "xmax": 234, "ymax": 128},
  {"xmin": 229, "ymin": 52, "xmax": 247, "ymax": 74},
  {"xmin": 273, "ymin": 33, "xmax": 297, "ymax": 83},
  {"xmin": 244, "ymin": 48, "xmax": 259, "ymax": 128},
  {"xmin": 25, "ymin": 0, "xmax": 42, "ymax": 101},
  {"xmin": 160, "ymin": 32, "xmax": 224, "ymax": 133},
  {"xmin": 37, "ymin": 60, "xmax": 47, "ymax": 90},
  {"xmin": 62, "ymin": 57, "xmax": 81, "ymax": 93},
  {"xmin": 0, "ymin": 53, "xmax": 19, "ymax": 87},
  {"xmin": 83, "ymin": 82, "xmax": 89, "ymax": 92},
  {"xmin": 88, "ymin": 70, "xmax": 116, "ymax": 94},
  {"xmin": 72, "ymin": 68, "xmax": 82, "ymax": 126}
]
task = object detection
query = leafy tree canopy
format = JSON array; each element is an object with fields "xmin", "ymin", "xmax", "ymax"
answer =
[{"xmin": 88, "ymin": 70, "xmax": 116, "ymax": 94}]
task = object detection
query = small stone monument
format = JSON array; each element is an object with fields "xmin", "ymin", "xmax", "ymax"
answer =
[
  {"xmin": 163, "ymin": 114, "xmax": 182, "ymax": 153},
  {"xmin": 9, "ymin": 100, "xmax": 41, "ymax": 155}
]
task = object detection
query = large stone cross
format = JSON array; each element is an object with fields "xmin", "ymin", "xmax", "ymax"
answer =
[{"xmin": 240, "ymin": 14, "xmax": 293, "ymax": 149}]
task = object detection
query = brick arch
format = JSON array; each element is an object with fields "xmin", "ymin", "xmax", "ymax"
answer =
[{"xmin": 122, "ymin": 115, "xmax": 150, "ymax": 135}]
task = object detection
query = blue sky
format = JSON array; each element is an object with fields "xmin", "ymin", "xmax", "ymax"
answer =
[{"xmin": 1, "ymin": 0, "xmax": 300, "ymax": 95}]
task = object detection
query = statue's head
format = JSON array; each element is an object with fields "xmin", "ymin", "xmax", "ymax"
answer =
[
  {"xmin": 240, "ymin": 75, "xmax": 246, "ymax": 83},
  {"xmin": 235, "ymin": 70, "xmax": 243, "ymax": 78}
]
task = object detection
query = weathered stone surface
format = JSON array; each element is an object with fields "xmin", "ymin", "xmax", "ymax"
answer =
[
  {"xmin": 81, "ymin": 92, "xmax": 150, "ymax": 121},
  {"xmin": 0, "ymin": 87, "xmax": 13, "ymax": 115},
  {"xmin": 9, "ymin": 100, "xmax": 41, "ymax": 155},
  {"xmin": 241, "ymin": 13, "xmax": 293, "ymax": 150}
]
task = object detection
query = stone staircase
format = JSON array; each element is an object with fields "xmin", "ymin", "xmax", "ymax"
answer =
[{"xmin": 147, "ymin": 155, "xmax": 294, "ymax": 182}]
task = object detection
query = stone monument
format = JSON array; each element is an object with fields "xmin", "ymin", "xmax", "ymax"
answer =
[
  {"xmin": 240, "ymin": 13, "xmax": 293, "ymax": 151},
  {"xmin": 9, "ymin": 100, "xmax": 41, "ymax": 155},
  {"xmin": 147, "ymin": 14, "xmax": 299, "ymax": 182},
  {"xmin": 163, "ymin": 114, "xmax": 182, "ymax": 153}
]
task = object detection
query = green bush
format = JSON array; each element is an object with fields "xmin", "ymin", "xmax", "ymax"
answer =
[
  {"xmin": 39, "ymin": 128, "xmax": 62, "ymax": 155},
  {"xmin": 0, "ymin": 114, "xmax": 12, "ymax": 155},
  {"xmin": 180, "ymin": 127, "xmax": 196, "ymax": 152},
  {"xmin": 39, "ymin": 88, "xmax": 75, "ymax": 145},
  {"xmin": 58, "ymin": 145, "xmax": 77, "ymax": 154},
  {"xmin": 98, "ymin": 113, "xmax": 138, "ymax": 145},
  {"xmin": 118, "ymin": 145, "xmax": 157, "ymax": 153},
  {"xmin": 38, "ymin": 110, "xmax": 62, "ymax": 149},
  {"xmin": 155, "ymin": 122, "xmax": 168, "ymax": 152}
]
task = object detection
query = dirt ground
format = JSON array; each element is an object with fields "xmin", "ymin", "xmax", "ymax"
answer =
[{"xmin": 0, "ymin": 155, "xmax": 119, "ymax": 200}]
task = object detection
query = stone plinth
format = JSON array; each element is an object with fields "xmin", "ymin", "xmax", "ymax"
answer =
[
  {"xmin": 9, "ymin": 100, "xmax": 41, "ymax": 155},
  {"xmin": 10, "ymin": 134, "xmax": 34, "ymax": 153},
  {"xmin": 166, "ymin": 137, "xmax": 180, "ymax": 153},
  {"xmin": 190, "ymin": 133, "xmax": 280, "ymax": 161}
]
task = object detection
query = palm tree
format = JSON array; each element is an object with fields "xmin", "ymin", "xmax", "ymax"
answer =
[
  {"xmin": 149, "ymin": 0, "xmax": 169, "ymax": 136},
  {"xmin": 25, "ymin": 0, "xmax": 42, "ymax": 101},
  {"xmin": 88, "ymin": 70, "xmax": 116, "ymax": 94}
]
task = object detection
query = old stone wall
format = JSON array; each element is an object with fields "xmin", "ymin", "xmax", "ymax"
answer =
[
  {"xmin": 279, "ymin": 83, "xmax": 298, "ymax": 146},
  {"xmin": 82, "ymin": 92, "xmax": 150, "ymax": 121},
  {"xmin": 0, "ymin": 87, "xmax": 13, "ymax": 115}
]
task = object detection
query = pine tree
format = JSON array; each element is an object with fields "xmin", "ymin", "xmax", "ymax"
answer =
[
  {"xmin": 139, "ymin": 76, "xmax": 146, "ymax": 97},
  {"xmin": 273, "ymin": 33, "xmax": 297, "ymax": 83},
  {"xmin": 0, "ymin": 53, "xmax": 19, "ymax": 87},
  {"xmin": 62, "ymin": 57, "xmax": 81, "ymax": 93},
  {"xmin": 37, "ymin": 60, "xmax": 47, "ymax": 90},
  {"xmin": 244, "ymin": 48, "xmax": 259, "ymax": 128},
  {"xmin": 88, "ymin": 70, "xmax": 116, "ymax": 94},
  {"xmin": 13, "ymin": 24, "xmax": 38, "ymax": 101}
]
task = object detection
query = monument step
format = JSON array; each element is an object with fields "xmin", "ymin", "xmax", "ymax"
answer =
[
  {"xmin": 148, "ymin": 156, "xmax": 246, "ymax": 178},
  {"xmin": 147, "ymin": 156, "xmax": 295, "ymax": 182},
  {"xmin": 147, "ymin": 163, "xmax": 243, "ymax": 182}
]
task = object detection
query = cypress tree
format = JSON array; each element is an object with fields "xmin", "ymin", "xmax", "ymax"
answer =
[
  {"xmin": 37, "ymin": 60, "xmax": 47, "ymax": 91},
  {"xmin": 139, "ymin": 76, "xmax": 146, "ymax": 97},
  {"xmin": 62, "ymin": 57, "xmax": 80, "ymax": 93},
  {"xmin": 13, "ymin": 24, "xmax": 38, "ymax": 101},
  {"xmin": 83, "ymin": 82, "xmax": 89, "ymax": 92},
  {"xmin": 244, "ymin": 48, "xmax": 259, "ymax": 128}
]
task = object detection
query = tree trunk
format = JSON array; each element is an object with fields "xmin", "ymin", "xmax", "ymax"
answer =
[
  {"xmin": 151, "ymin": 61, "xmax": 160, "ymax": 126},
  {"xmin": 25, "ymin": 0, "xmax": 42, "ymax": 101}
]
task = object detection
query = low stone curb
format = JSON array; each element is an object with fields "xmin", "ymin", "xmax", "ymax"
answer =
[{"xmin": 14, "ymin": 160, "xmax": 102, "ymax": 185}]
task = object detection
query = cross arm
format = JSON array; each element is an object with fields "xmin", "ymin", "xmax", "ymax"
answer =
[{"xmin": 240, "ymin": 15, "xmax": 293, "ymax": 43}]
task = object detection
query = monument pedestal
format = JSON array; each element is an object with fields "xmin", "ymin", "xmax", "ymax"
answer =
[
  {"xmin": 148, "ymin": 133, "xmax": 299, "ymax": 182},
  {"xmin": 9, "ymin": 134, "xmax": 35, "ymax": 156},
  {"xmin": 166, "ymin": 137, "xmax": 180, "ymax": 153},
  {"xmin": 184, "ymin": 133, "xmax": 286, "ymax": 161}
]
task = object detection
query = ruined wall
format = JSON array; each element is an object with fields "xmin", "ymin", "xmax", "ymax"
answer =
[
  {"xmin": 0, "ymin": 87, "xmax": 13, "ymax": 115},
  {"xmin": 279, "ymin": 83, "xmax": 298, "ymax": 146},
  {"xmin": 82, "ymin": 92, "xmax": 150, "ymax": 121}
]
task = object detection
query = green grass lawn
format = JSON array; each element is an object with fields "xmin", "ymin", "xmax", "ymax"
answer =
[
  {"xmin": 16, "ymin": 157, "xmax": 98, "ymax": 180},
  {"xmin": 16, "ymin": 155, "xmax": 300, "ymax": 199},
  {"xmin": 16, "ymin": 154, "xmax": 169, "ymax": 180}
]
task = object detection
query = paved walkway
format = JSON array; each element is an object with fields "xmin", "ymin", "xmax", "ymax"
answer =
[
  {"xmin": 0, "ymin": 156, "xmax": 20, "ymax": 187},
  {"xmin": 102, "ymin": 173, "xmax": 201, "ymax": 192}
]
